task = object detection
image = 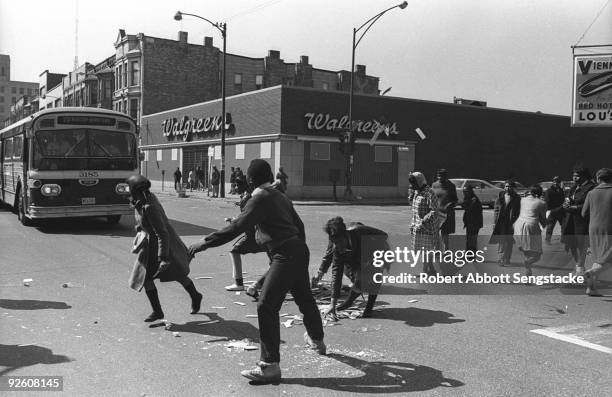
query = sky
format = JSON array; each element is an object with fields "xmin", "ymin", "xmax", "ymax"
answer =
[{"xmin": 1, "ymin": 0, "xmax": 611, "ymax": 116}]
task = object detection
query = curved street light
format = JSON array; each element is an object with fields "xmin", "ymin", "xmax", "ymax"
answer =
[
  {"xmin": 344, "ymin": 1, "xmax": 408, "ymax": 201},
  {"xmin": 174, "ymin": 11, "xmax": 228, "ymax": 198}
]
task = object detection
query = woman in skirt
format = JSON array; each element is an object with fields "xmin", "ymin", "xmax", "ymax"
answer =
[{"xmin": 513, "ymin": 185, "xmax": 547, "ymax": 277}]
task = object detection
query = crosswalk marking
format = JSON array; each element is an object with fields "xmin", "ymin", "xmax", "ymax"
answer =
[{"xmin": 531, "ymin": 321, "xmax": 612, "ymax": 354}]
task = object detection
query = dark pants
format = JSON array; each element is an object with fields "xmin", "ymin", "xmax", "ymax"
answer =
[
  {"xmin": 174, "ymin": 179, "xmax": 181, "ymax": 190},
  {"xmin": 497, "ymin": 236, "xmax": 514, "ymax": 263},
  {"xmin": 258, "ymin": 238, "xmax": 324, "ymax": 363},
  {"xmin": 545, "ymin": 211, "xmax": 563, "ymax": 240},
  {"xmin": 466, "ymin": 228, "xmax": 480, "ymax": 252}
]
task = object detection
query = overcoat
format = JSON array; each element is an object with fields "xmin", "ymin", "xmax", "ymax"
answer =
[
  {"xmin": 489, "ymin": 190, "xmax": 521, "ymax": 244},
  {"xmin": 582, "ymin": 183, "xmax": 612, "ymax": 264},
  {"xmin": 561, "ymin": 180, "xmax": 596, "ymax": 247},
  {"xmin": 129, "ymin": 193, "xmax": 191, "ymax": 290}
]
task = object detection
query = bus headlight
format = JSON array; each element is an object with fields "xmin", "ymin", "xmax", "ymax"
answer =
[
  {"xmin": 41, "ymin": 184, "xmax": 62, "ymax": 196},
  {"xmin": 27, "ymin": 179, "xmax": 42, "ymax": 189},
  {"xmin": 115, "ymin": 183, "xmax": 130, "ymax": 194}
]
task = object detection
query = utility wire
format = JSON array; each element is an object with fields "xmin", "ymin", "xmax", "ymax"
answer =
[
  {"xmin": 574, "ymin": 0, "xmax": 611, "ymax": 46},
  {"xmin": 225, "ymin": 0, "xmax": 284, "ymax": 22}
]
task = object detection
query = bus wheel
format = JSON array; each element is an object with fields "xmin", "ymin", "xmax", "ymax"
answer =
[
  {"xmin": 16, "ymin": 192, "xmax": 33, "ymax": 227},
  {"xmin": 107, "ymin": 215, "xmax": 122, "ymax": 225}
]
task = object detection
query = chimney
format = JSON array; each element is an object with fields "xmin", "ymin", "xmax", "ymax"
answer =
[
  {"xmin": 355, "ymin": 64, "xmax": 366, "ymax": 75},
  {"xmin": 178, "ymin": 31, "xmax": 188, "ymax": 44},
  {"xmin": 268, "ymin": 50, "xmax": 280, "ymax": 59},
  {"xmin": 204, "ymin": 36, "xmax": 213, "ymax": 47},
  {"xmin": 300, "ymin": 55, "xmax": 309, "ymax": 64}
]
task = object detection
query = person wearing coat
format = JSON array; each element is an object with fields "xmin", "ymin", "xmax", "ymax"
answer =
[
  {"xmin": 462, "ymin": 186, "xmax": 483, "ymax": 252},
  {"xmin": 432, "ymin": 168, "xmax": 458, "ymax": 251},
  {"xmin": 311, "ymin": 218, "xmax": 390, "ymax": 319},
  {"xmin": 513, "ymin": 185, "xmax": 547, "ymax": 277},
  {"xmin": 544, "ymin": 176, "xmax": 565, "ymax": 243},
  {"xmin": 561, "ymin": 166, "xmax": 596, "ymax": 276},
  {"xmin": 581, "ymin": 168, "xmax": 612, "ymax": 297},
  {"xmin": 211, "ymin": 166, "xmax": 220, "ymax": 198},
  {"xmin": 127, "ymin": 175, "xmax": 202, "ymax": 322},
  {"xmin": 409, "ymin": 172, "xmax": 444, "ymax": 276},
  {"xmin": 489, "ymin": 181, "xmax": 521, "ymax": 264}
]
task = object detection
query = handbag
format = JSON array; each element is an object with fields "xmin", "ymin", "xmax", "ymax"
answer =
[{"xmin": 132, "ymin": 230, "xmax": 148, "ymax": 254}]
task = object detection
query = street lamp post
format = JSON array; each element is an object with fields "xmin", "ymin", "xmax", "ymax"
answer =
[
  {"xmin": 345, "ymin": 1, "xmax": 408, "ymax": 200},
  {"xmin": 174, "ymin": 11, "xmax": 228, "ymax": 198}
]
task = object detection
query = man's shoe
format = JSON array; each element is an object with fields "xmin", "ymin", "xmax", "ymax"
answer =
[
  {"xmin": 574, "ymin": 267, "xmax": 586, "ymax": 278},
  {"xmin": 245, "ymin": 286, "xmax": 259, "ymax": 300},
  {"xmin": 304, "ymin": 332, "xmax": 326, "ymax": 355},
  {"xmin": 361, "ymin": 308, "xmax": 373, "ymax": 318},
  {"xmin": 191, "ymin": 292, "xmax": 202, "ymax": 314},
  {"xmin": 225, "ymin": 283, "xmax": 245, "ymax": 291},
  {"xmin": 240, "ymin": 361, "xmax": 281, "ymax": 383},
  {"xmin": 144, "ymin": 311, "xmax": 164, "ymax": 322},
  {"xmin": 585, "ymin": 272, "xmax": 603, "ymax": 297}
]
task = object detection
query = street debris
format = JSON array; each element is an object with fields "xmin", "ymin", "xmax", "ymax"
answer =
[
  {"xmin": 224, "ymin": 339, "xmax": 258, "ymax": 351},
  {"xmin": 408, "ymin": 299, "xmax": 419, "ymax": 303},
  {"xmin": 172, "ymin": 332, "xmax": 180, "ymax": 337},
  {"xmin": 282, "ymin": 319, "xmax": 294, "ymax": 328},
  {"xmin": 23, "ymin": 278, "xmax": 32, "ymax": 287},
  {"xmin": 211, "ymin": 306, "xmax": 227, "ymax": 309},
  {"xmin": 233, "ymin": 302, "xmax": 246, "ymax": 306},
  {"xmin": 195, "ymin": 276, "xmax": 213, "ymax": 280},
  {"xmin": 235, "ymin": 292, "xmax": 241, "ymax": 295},
  {"xmin": 245, "ymin": 314, "xmax": 258, "ymax": 318},
  {"xmin": 62, "ymin": 282, "xmax": 73, "ymax": 288}
]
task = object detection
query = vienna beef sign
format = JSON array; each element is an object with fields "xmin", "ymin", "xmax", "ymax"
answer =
[
  {"xmin": 162, "ymin": 113, "xmax": 233, "ymax": 141},
  {"xmin": 572, "ymin": 54, "xmax": 612, "ymax": 127},
  {"xmin": 304, "ymin": 112, "xmax": 399, "ymax": 138}
]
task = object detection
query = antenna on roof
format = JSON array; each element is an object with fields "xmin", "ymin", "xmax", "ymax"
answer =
[{"xmin": 73, "ymin": 0, "xmax": 79, "ymax": 70}]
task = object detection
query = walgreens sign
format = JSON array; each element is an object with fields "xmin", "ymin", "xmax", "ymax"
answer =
[{"xmin": 304, "ymin": 112, "xmax": 399, "ymax": 136}]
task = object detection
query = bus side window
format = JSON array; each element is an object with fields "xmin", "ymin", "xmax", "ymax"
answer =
[
  {"xmin": 3, "ymin": 138, "xmax": 12, "ymax": 160},
  {"xmin": 13, "ymin": 136, "xmax": 22, "ymax": 160}
]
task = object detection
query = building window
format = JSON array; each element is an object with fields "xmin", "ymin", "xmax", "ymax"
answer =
[
  {"xmin": 0, "ymin": 105, "xmax": 4, "ymax": 113},
  {"xmin": 11, "ymin": 96, "xmax": 16, "ymax": 103},
  {"xmin": 234, "ymin": 74, "xmax": 242, "ymax": 85},
  {"xmin": 118, "ymin": 65, "xmax": 122, "ymax": 88},
  {"xmin": 374, "ymin": 145, "xmax": 392, "ymax": 163},
  {"xmin": 260, "ymin": 142, "xmax": 271, "ymax": 159},
  {"xmin": 0, "ymin": 67, "xmax": 4, "ymax": 77},
  {"xmin": 322, "ymin": 82, "xmax": 329, "ymax": 90},
  {"xmin": 157, "ymin": 149, "xmax": 162, "ymax": 161},
  {"xmin": 235, "ymin": 144, "xmax": 245, "ymax": 160},
  {"xmin": 130, "ymin": 99, "xmax": 138, "ymax": 120},
  {"xmin": 0, "ymin": 86, "xmax": 4, "ymax": 93},
  {"xmin": 12, "ymin": 135, "xmax": 22, "ymax": 159},
  {"xmin": 255, "ymin": 75, "xmax": 263, "ymax": 90},
  {"xmin": 130, "ymin": 61, "xmax": 140, "ymax": 86},
  {"xmin": 27, "ymin": 88, "xmax": 32, "ymax": 95},
  {"xmin": 0, "ymin": 97, "xmax": 3, "ymax": 103},
  {"xmin": 123, "ymin": 62, "xmax": 128, "ymax": 87},
  {"xmin": 19, "ymin": 87, "xmax": 24, "ymax": 94},
  {"xmin": 310, "ymin": 143, "xmax": 330, "ymax": 160},
  {"xmin": 171, "ymin": 148, "xmax": 178, "ymax": 161},
  {"xmin": 11, "ymin": 87, "xmax": 16, "ymax": 94},
  {"xmin": 123, "ymin": 99, "xmax": 128, "ymax": 114}
]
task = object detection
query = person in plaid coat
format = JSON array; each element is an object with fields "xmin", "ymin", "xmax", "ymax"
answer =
[{"xmin": 409, "ymin": 172, "xmax": 444, "ymax": 276}]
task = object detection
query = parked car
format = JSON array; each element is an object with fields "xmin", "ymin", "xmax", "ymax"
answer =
[
  {"xmin": 450, "ymin": 178, "xmax": 503, "ymax": 209},
  {"xmin": 539, "ymin": 181, "xmax": 554, "ymax": 191},
  {"xmin": 491, "ymin": 180, "xmax": 529, "ymax": 196}
]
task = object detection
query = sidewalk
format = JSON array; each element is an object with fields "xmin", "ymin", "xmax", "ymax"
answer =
[{"xmin": 149, "ymin": 180, "xmax": 409, "ymax": 206}]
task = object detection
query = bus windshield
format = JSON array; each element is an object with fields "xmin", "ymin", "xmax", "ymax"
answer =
[{"xmin": 33, "ymin": 129, "xmax": 137, "ymax": 170}]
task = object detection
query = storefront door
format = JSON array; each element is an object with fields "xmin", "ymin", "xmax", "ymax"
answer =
[{"xmin": 182, "ymin": 146, "xmax": 209, "ymax": 187}]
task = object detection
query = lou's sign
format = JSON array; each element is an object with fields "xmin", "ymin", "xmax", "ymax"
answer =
[{"xmin": 162, "ymin": 113, "xmax": 234, "ymax": 141}]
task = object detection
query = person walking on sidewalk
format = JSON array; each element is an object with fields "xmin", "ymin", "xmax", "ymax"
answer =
[
  {"xmin": 126, "ymin": 175, "xmax": 202, "ymax": 322},
  {"xmin": 490, "ymin": 180, "xmax": 521, "ymax": 265},
  {"xmin": 173, "ymin": 167, "xmax": 182, "ymax": 191},
  {"xmin": 561, "ymin": 166, "xmax": 596, "ymax": 276},
  {"xmin": 188, "ymin": 169, "xmax": 195, "ymax": 192},
  {"xmin": 432, "ymin": 168, "xmax": 458, "ymax": 251},
  {"xmin": 188, "ymin": 159, "xmax": 325, "ymax": 383},
  {"xmin": 462, "ymin": 185, "xmax": 483, "ymax": 252},
  {"xmin": 581, "ymin": 168, "xmax": 612, "ymax": 296},
  {"xmin": 311, "ymin": 217, "xmax": 390, "ymax": 319},
  {"xmin": 544, "ymin": 176, "xmax": 565, "ymax": 243},
  {"xmin": 196, "ymin": 166, "xmax": 205, "ymax": 191},
  {"xmin": 513, "ymin": 185, "xmax": 547, "ymax": 277},
  {"xmin": 211, "ymin": 166, "xmax": 220, "ymax": 198}
]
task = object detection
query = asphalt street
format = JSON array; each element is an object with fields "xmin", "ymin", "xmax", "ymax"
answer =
[{"xmin": 1, "ymin": 193, "xmax": 612, "ymax": 396}]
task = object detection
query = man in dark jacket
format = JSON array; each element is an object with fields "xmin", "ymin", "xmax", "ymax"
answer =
[
  {"xmin": 211, "ymin": 166, "xmax": 220, "ymax": 197},
  {"xmin": 188, "ymin": 159, "xmax": 325, "ymax": 383},
  {"xmin": 562, "ymin": 167, "xmax": 596, "ymax": 276},
  {"xmin": 173, "ymin": 167, "xmax": 182, "ymax": 191},
  {"xmin": 544, "ymin": 176, "xmax": 565, "ymax": 243},
  {"xmin": 462, "ymin": 186, "xmax": 483, "ymax": 252},
  {"xmin": 432, "ymin": 169, "xmax": 458, "ymax": 250},
  {"xmin": 489, "ymin": 181, "xmax": 521, "ymax": 264},
  {"xmin": 311, "ymin": 218, "xmax": 390, "ymax": 319}
]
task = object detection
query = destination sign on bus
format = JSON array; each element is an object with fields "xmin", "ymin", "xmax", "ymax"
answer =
[{"xmin": 57, "ymin": 116, "xmax": 116, "ymax": 126}]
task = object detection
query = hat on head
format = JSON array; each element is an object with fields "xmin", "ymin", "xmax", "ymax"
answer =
[
  {"xmin": 436, "ymin": 168, "xmax": 448, "ymax": 176},
  {"xmin": 552, "ymin": 176, "xmax": 560, "ymax": 182},
  {"xmin": 126, "ymin": 174, "xmax": 151, "ymax": 192}
]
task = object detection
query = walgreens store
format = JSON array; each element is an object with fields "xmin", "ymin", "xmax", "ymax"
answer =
[{"xmin": 139, "ymin": 85, "xmax": 417, "ymax": 198}]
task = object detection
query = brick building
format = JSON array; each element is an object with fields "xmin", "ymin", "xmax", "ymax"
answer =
[
  {"xmin": 0, "ymin": 54, "xmax": 39, "ymax": 124},
  {"xmin": 111, "ymin": 29, "xmax": 380, "ymax": 127},
  {"xmin": 38, "ymin": 70, "xmax": 66, "ymax": 110},
  {"xmin": 140, "ymin": 85, "xmax": 612, "ymax": 199}
]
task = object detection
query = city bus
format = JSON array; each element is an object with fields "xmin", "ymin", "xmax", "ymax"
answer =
[{"xmin": 0, "ymin": 107, "xmax": 138, "ymax": 226}]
